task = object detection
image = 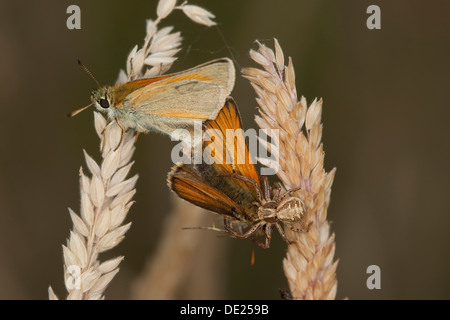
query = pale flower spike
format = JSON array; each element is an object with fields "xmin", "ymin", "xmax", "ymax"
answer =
[
  {"xmin": 157, "ymin": 0, "xmax": 177, "ymax": 19},
  {"xmin": 243, "ymin": 39, "xmax": 338, "ymax": 300},
  {"xmin": 180, "ymin": 4, "xmax": 217, "ymax": 27},
  {"xmin": 119, "ymin": 0, "xmax": 217, "ymax": 82},
  {"xmin": 49, "ymin": 0, "xmax": 218, "ymax": 300}
]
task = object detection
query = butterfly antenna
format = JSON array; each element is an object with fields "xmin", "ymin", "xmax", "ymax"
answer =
[
  {"xmin": 68, "ymin": 59, "xmax": 99, "ymax": 118},
  {"xmin": 182, "ymin": 225, "xmax": 228, "ymax": 234},
  {"xmin": 68, "ymin": 102, "xmax": 94, "ymax": 118},
  {"xmin": 77, "ymin": 58, "xmax": 100, "ymax": 88}
]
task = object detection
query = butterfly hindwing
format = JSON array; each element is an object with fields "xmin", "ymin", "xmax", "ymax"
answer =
[{"xmin": 168, "ymin": 163, "xmax": 243, "ymax": 220}]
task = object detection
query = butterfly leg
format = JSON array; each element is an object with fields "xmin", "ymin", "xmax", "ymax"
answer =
[
  {"xmin": 134, "ymin": 123, "xmax": 150, "ymax": 143},
  {"xmin": 113, "ymin": 117, "xmax": 126, "ymax": 151},
  {"xmin": 100, "ymin": 120, "xmax": 117, "ymax": 151},
  {"xmin": 100, "ymin": 117, "xmax": 126, "ymax": 151},
  {"xmin": 134, "ymin": 131, "xmax": 142, "ymax": 144}
]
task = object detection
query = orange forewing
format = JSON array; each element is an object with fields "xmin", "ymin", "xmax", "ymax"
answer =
[
  {"xmin": 203, "ymin": 98, "xmax": 261, "ymax": 198},
  {"xmin": 168, "ymin": 97, "xmax": 261, "ymax": 222},
  {"xmin": 111, "ymin": 76, "xmax": 172, "ymax": 107}
]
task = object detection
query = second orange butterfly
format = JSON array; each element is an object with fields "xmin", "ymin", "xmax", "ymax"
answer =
[{"xmin": 168, "ymin": 97, "xmax": 309, "ymax": 249}]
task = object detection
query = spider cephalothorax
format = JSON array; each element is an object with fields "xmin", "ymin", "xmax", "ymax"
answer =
[{"xmin": 223, "ymin": 174, "xmax": 309, "ymax": 249}]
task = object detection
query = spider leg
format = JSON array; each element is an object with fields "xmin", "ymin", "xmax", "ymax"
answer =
[
  {"xmin": 223, "ymin": 218, "xmax": 265, "ymax": 239},
  {"xmin": 279, "ymin": 186, "xmax": 302, "ymax": 200},
  {"xmin": 271, "ymin": 182, "xmax": 283, "ymax": 201},
  {"xmin": 251, "ymin": 224, "xmax": 272, "ymax": 249},
  {"xmin": 251, "ymin": 237, "xmax": 267, "ymax": 249},
  {"xmin": 263, "ymin": 224, "xmax": 272, "ymax": 249},
  {"xmin": 288, "ymin": 221, "xmax": 312, "ymax": 233},
  {"xmin": 275, "ymin": 222, "xmax": 294, "ymax": 245},
  {"xmin": 261, "ymin": 176, "xmax": 271, "ymax": 201}
]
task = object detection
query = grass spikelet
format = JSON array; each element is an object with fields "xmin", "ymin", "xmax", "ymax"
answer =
[{"xmin": 243, "ymin": 39, "xmax": 338, "ymax": 300}]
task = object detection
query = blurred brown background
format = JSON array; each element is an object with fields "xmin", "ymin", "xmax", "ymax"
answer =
[{"xmin": 0, "ymin": 0, "xmax": 449, "ymax": 299}]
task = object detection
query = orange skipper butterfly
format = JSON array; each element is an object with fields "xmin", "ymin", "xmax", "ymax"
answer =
[{"xmin": 168, "ymin": 97, "xmax": 308, "ymax": 248}]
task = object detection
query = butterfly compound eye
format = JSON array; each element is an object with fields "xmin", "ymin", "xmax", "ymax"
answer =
[{"xmin": 99, "ymin": 98, "xmax": 110, "ymax": 109}]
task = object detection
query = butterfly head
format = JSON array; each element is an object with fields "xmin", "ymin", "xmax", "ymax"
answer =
[{"xmin": 91, "ymin": 87, "xmax": 113, "ymax": 112}]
